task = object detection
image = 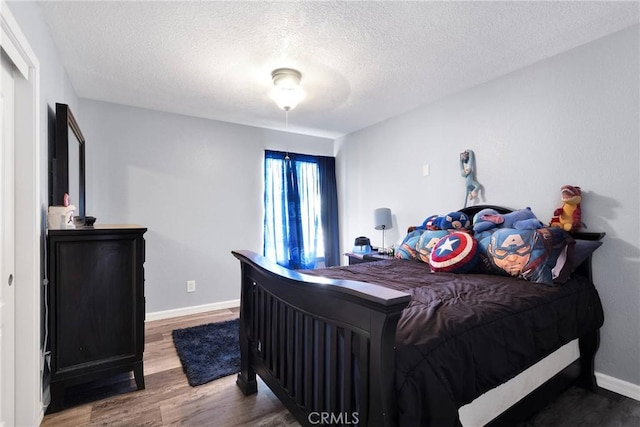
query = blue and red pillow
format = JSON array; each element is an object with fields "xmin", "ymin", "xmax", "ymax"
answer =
[
  {"xmin": 429, "ymin": 231, "xmax": 479, "ymax": 273},
  {"xmin": 394, "ymin": 230, "xmax": 424, "ymax": 260},
  {"xmin": 416, "ymin": 230, "xmax": 450, "ymax": 264},
  {"xmin": 475, "ymin": 227, "xmax": 574, "ymax": 285}
]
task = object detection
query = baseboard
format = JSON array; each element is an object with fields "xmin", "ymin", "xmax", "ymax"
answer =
[
  {"xmin": 37, "ymin": 408, "xmax": 44, "ymax": 427},
  {"xmin": 145, "ymin": 299, "xmax": 240, "ymax": 322},
  {"xmin": 596, "ymin": 371, "xmax": 640, "ymax": 401}
]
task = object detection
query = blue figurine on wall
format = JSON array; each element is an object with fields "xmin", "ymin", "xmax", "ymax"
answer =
[{"xmin": 460, "ymin": 149, "xmax": 481, "ymax": 208}]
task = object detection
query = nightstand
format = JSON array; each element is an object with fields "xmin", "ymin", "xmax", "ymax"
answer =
[{"xmin": 345, "ymin": 252, "xmax": 394, "ymax": 265}]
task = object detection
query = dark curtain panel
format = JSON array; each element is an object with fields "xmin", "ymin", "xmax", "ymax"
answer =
[
  {"xmin": 317, "ymin": 156, "xmax": 340, "ymax": 267},
  {"xmin": 283, "ymin": 158, "xmax": 305, "ymax": 269}
]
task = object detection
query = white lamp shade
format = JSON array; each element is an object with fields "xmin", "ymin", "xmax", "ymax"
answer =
[
  {"xmin": 271, "ymin": 86, "xmax": 304, "ymax": 111},
  {"xmin": 271, "ymin": 68, "xmax": 304, "ymax": 111},
  {"xmin": 374, "ymin": 208, "xmax": 392, "ymax": 230}
]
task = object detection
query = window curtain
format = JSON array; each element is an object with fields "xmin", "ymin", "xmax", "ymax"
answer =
[
  {"xmin": 317, "ymin": 156, "xmax": 340, "ymax": 267},
  {"xmin": 263, "ymin": 150, "xmax": 339, "ymax": 269}
]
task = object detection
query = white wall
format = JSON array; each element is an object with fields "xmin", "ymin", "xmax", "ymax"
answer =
[
  {"xmin": 336, "ymin": 26, "xmax": 640, "ymax": 387},
  {"xmin": 79, "ymin": 100, "xmax": 333, "ymax": 313},
  {"xmin": 7, "ymin": 1, "xmax": 79, "ymax": 197}
]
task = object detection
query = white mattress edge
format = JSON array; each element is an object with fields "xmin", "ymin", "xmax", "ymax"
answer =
[{"xmin": 458, "ymin": 339, "xmax": 580, "ymax": 426}]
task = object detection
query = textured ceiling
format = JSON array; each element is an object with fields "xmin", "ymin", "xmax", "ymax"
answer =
[{"xmin": 38, "ymin": 1, "xmax": 639, "ymax": 138}]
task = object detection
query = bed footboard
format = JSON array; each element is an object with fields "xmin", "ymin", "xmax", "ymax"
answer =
[{"xmin": 232, "ymin": 250, "xmax": 411, "ymax": 427}]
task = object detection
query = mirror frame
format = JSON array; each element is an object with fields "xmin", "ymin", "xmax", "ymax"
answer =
[{"xmin": 51, "ymin": 103, "xmax": 86, "ymax": 219}]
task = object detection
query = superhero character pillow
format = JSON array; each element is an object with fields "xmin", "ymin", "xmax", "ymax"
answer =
[
  {"xmin": 412, "ymin": 212, "xmax": 471, "ymax": 232},
  {"xmin": 394, "ymin": 230, "xmax": 424, "ymax": 260},
  {"xmin": 429, "ymin": 231, "xmax": 479, "ymax": 273},
  {"xmin": 476, "ymin": 227, "xmax": 575, "ymax": 285},
  {"xmin": 416, "ymin": 230, "xmax": 450, "ymax": 265},
  {"xmin": 433, "ymin": 212, "xmax": 472, "ymax": 231}
]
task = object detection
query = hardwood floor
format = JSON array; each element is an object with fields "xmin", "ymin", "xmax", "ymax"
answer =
[
  {"xmin": 41, "ymin": 308, "xmax": 298, "ymax": 427},
  {"xmin": 41, "ymin": 308, "xmax": 639, "ymax": 426}
]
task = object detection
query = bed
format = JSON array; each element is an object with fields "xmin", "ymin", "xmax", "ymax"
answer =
[{"xmin": 232, "ymin": 205, "xmax": 604, "ymax": 426}]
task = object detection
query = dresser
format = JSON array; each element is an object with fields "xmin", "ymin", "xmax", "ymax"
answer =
[{"xmin": 46, "ymin": 225, "xmax": 147, "ymax": 412}]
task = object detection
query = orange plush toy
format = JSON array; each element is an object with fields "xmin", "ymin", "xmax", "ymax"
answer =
[{"xmin": 550, "ymin": 185, "xmax": 582, "ymax": 232}]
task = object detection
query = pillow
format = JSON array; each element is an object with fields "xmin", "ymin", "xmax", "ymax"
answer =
[
  {"xmin": 394, "ymin": 230, "xmax": 424, "ymax": 260},
  {"xmin": 416, "ymin": 230, "xmax": 449, "ymax": 265},
  {"xmin": 429, "ymin": 231, "xmax": 479, "ymax": 273},
  {"xmin": 477, "ymin": 227, "xmax": 575, "ymax": 285},
  {"xmin": 573, "ymin": 239, "xmax": 603, "ymax": 270}
]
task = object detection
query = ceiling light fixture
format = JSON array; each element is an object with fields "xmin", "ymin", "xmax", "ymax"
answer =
[{"xmin": 271, "ymin": 68, "xmax": 304, "ymax": 111}]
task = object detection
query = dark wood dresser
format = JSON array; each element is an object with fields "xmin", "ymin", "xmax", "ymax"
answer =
[{"xmin": 46, "ymin": 225, "xmax": 147, "ymax": 412}]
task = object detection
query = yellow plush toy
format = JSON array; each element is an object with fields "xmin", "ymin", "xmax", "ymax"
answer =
[{"xmin": 549, "ymin": 185, "xmax": 582, "ymax": 232}]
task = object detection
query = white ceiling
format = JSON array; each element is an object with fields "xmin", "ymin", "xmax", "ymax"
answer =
[{"xmin": 38, "ymin": 1, "xmax": 639, "ymax": 139}]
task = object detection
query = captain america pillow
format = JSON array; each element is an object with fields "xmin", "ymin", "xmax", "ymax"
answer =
[
  {"xmin": 476, "ymin": 227, "xmax": 575, "ymax": 285},
  {"xmin": 429, "ymin": 231, "xmax": 479, "ymax": 273},
  {"xmin": 394, "ymin": 230, "xmax": 424, "ymax": 260},
  {"xmin": 416, "ymin": 230, "xmax": 450, "ymax": 265}
]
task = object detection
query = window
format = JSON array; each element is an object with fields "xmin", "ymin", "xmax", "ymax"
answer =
[{"xmin": 263, "ymin": 151, "xmax": 339, "ymax": 269}]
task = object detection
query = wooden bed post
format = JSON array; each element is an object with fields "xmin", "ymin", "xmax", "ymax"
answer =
[
  {"xmin": 570, "ymin": 232, "xmax": 604, "ymax": 392},
  {"xmin": 577, "ymin": 329, "xmax": 600, "ymax": 391},
  {"xmin": 231, "ymin": 250, "xmax": 411, "ymax": 425},
  {"xmin": 236, "ymin": 263, "xmax": 258, "ymax": 395},
  {"xmin": 368, "ymin": 311, "xmax": 403, "ymax": 427}
]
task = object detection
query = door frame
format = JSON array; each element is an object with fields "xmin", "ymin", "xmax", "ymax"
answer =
[
  {"xmin": 1, "ymin": 47, "xmax": 17, "ymax": 427},
  {"xmin": 1, "ymin": 2, "xmax": 42, "ymax": 425}
]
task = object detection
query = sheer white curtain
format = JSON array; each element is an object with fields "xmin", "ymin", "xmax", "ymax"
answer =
[{"xmin": 263, "ymin": 152, "xmax": 324, "ymax": 269}]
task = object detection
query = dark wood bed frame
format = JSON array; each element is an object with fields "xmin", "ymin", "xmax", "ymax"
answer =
[{"xmin": 232, "ymin": 205, "xmax": 604, "ymax": 426}]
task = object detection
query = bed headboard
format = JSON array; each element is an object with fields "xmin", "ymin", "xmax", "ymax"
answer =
[{"xmin": 458, "ymin": 204, "xmax": 512, "ymax": 218}]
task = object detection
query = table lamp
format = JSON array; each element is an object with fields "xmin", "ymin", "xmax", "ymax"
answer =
[{"xmin": 374, "ymin": 208, "xmax": 393, "ymax": 251}]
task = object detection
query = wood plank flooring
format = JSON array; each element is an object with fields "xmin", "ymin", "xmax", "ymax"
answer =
[
  {"xmin": 41, "ymin": 308, "xmax": 640, "ymax": 426},
  {"xmin": 41, "ymin": 308, "xmax": 298, "ymax": 427}
]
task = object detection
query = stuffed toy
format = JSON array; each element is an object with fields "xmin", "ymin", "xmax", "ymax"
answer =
[
  {"xmin": 412, "ymin": 212, "xmax": 471, "ymax": 232},
  {"xmin": 413, "ymin": 214, "xmax": 440, "ymax": 231},
  {"xmin": 550, "ymin": 185, "xmax": 582, "ymax": 232},
  {"xmin": 460, "ymin": 150, "xmax": 482, "ymax": 208},
  {"xmin": 473, "ymin": 207, "xmax": 543, "ymax": 233},
  {"xmin": 433, "ymin": 212, "xmax": 472, "ymax": 231}
]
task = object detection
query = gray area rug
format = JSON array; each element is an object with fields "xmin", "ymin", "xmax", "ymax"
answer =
[{"xmin": 172, "ymin": 318, "xmax": 240, "ymax": 386}]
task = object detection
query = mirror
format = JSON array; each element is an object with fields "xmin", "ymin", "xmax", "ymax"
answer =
[{"xmin": 51, "ymin": 103, "xmax": 85, "ymax": 219}]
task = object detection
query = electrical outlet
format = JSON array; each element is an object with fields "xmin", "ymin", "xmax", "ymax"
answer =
[{"xmin": 186, "ymin": 280, "xmax": 196, "ymax": 293}]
